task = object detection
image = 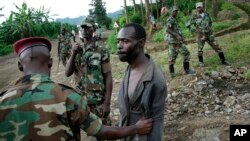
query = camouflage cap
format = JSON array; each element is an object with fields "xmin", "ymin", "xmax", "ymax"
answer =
[
  {"xmin": 196, "ymin": 2, "xmax": 203, "ymax": 8},
  {"xmin": 81, "ymin": 16, "xmax": 95, "ymax": 28},
  {"xmin": 171, "ymin": 6, "xmax": 178, "ymax": 13}
]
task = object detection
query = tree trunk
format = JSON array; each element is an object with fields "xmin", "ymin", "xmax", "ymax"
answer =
[
  {"xmin": 155, "ymin": 0, "xmax": 159, "ymax": 19},
  {"xmin": 150, "ymin": 0, "xmax": 153, "ymax": 14},
  {"xmin": 140, "ymin": 0, "xmax": 144, "ymax": 21},
  {"xmin": 124, "ymin": 0, "xmax": 129, "ymax": 23},
  {"xmin": 132, "ymin": 0, "xmax": 136, "ymax": 14},
  {"xmin": 204, "ymin": 0, "xmax": 208, "ymax": 11},
  {"xmin": 174, "ymin": 0, "xmax": 176, "ymax": 6},
  {"xmin": 145, "ymin": 0, "xmax": 150, "ymax": 27},
  {"xmin": 212, "ymin": 0, "xmax": 218, "ymax": 18}
]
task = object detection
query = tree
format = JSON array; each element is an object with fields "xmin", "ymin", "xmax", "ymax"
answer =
[
  {"xmin": 123, "ymin": 0, "xmax": 129, "ymax": 23},
  {"xmin": 212, "ymin": 0, "xmax": 218, "ymax": 18},
  {"xmin": 0, "ymin": 2, "xmax": 63, "ymax": 44},
  {"xmin": 155, "ymin": 0, "xmax": 159, "ymax": 19},
  {"xmin": 140, "ymin": 0, "xmax": 144, "ymax": 20},
  {"xmin": 89, "ymin": 0, "xmax": 109, "ymax": 26},
  {"xmin": 204, "ymin": 0, "xmax": 208, "ymax": 11},
  {"xmin": 144, "ymin": 0, "xmax": 151, "ymax": 27},
  {"xmin": 131, "ymin": 0, "xmax": 136, "ymax": 14}
]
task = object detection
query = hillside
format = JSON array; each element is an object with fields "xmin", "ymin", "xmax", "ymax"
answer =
[{"xmin": 56, "ymin": 10, "xmax": 122, "ymax": 25}]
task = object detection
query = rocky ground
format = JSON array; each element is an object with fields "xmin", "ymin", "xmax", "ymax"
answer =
[{"xmin": 0, "ymin": 33, "xmax": 249, "ymax": 141}]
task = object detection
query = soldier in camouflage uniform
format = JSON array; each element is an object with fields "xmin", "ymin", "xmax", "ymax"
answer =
[
  {"xmin": 65, "ymin": 17, "xmax": 113, "ymax": 141},
  {"xmin": 166, "ymin": 6, "xmax": 196, "ymax": 78},
  {"xmin": 188, "ymin": 2, "xmax": 229, "ymax": 67},
  {"xmin": 58, "ymin": 27, "xmax": 75, "ymax": 66},
  {"xmin": 0, "ymin": 37, "xmax": 152, "ymax": 141}
]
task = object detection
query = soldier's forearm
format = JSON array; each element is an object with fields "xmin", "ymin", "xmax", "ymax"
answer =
[
  {"xmin": 167, "ymin": 28, "xmax": 180, "ymax": 38},
  {"xmin": 104, "ymin": 71, "xmax": 112, "ymax": 105},
  {"xmin": 65, "ymin": 53, "xmax": 77, "ymax": 77}
]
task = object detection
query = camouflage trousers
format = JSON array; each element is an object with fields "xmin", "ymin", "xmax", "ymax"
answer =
[
  {"xmin": 60, "ymin": 49, "xmax": 71, "ymax": 66},
  {"xmin": 197, "ymin": 34, "xmax": 222, "ymax": 54},
  {"xmin": 168, "ymin": 43, "xmax": 190, "ymax": 64}
]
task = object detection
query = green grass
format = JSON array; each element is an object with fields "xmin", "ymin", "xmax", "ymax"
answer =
[
  {"xmin": 152, "ymin": 28, "xmax": 165, "ymax": 43},
  {"xmin": 245, "ymin": 70, "xmax": 250, "ymax": 79},
  {"xmin": 213, "ymin": 20, "xmax": 239, "ymax": 33},
  {"xmin": 0, "ymin": 43, "xmax": 13, "ymax": 56}
]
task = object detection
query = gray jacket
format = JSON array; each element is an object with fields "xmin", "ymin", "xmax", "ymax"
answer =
[{"xmin": 118, "ymin": 55, "xmax": 167, "ymax": 141}]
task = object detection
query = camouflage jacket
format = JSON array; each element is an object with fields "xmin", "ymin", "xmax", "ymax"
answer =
[
  {"xmin": 73, "ymin": 42, "xmax": 111, "ymax": 103},
  {"xmin": 165, "ymin": 16, "xmax": 183, "ymax": 44},
  {"xmin": 190, "ymin": 12, "xmax": 213, "ymax": 34},
  {"xmin": 58, "ymin": 33, "xmax": 72, "ymax": 53},
  {"xmin": 0, "ymin": 74, "xmax": 102, "ymax": 141}
]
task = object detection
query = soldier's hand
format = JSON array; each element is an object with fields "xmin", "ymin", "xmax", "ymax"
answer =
[
  {"xmin": 135, "ymin": 118, "xmax": 153, "ymax": 135},
  {"xmin": 72, "ymin": 43, "xmax": 81, "ymax": 55},
  {"xmin": 177, "ymin": 35, "xmax": 183, "ymax": 42},
  {"xmin": 196, "ymin": 28, "xmax": 201, "ymax": 33},
  {"xmin": 102, "ymin": 103, "xmax": 110, "ymax": 118}
]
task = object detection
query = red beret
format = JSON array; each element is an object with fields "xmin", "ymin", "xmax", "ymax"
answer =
[{"xmin": 13, "ymin": 37, "xmax": 52, "ymax": 55}]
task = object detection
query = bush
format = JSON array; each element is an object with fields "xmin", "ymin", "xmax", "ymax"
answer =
[
  {"xmin": 152, "ymin": 28, "xmax": 165, "ymax": 43},
  {"xmin": 218, "ymin": 10, "xmax": 240, "ymax": 21},
  {"xmin": 212, "ymin": 21, "xmax": 238, "ymax": 32},
  {"xmin": 0, "ymin": 43, "xmax": 12, "ymax": 56},
  {"xmin": 221, "ymin": 2, "xmax": 237, "ymax": 11},
  {"xmin": 130, "ymin": 13, "xmax": 142, "ymax": 24},
  {"xmin": 245, "ymin": 70, "xmax": 250, "ymax": 79},
  {"xmin": 106, "ymin": 32, "xmax": 117, "ymax": 54},
  {"xmin": 119, "ymin": 17, "xmax": 126, "ymax": 28}
]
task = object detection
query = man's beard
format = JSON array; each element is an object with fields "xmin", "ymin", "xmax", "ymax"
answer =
[{"xmin": 118, "ymin": 44, "xmax": 140, "ymax": 63}]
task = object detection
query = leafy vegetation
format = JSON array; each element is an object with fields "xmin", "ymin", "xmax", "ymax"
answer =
[
  {"xmin": 0, "ymin": 2, "xmax": 76, "ymax": 56},
  {"xmin": 245, "ymin": 70, "xmax": 250, "ymax": 79},
  {"xmin": 106, "ymin": 31, "xmax": 117, "ymax": 54},
  {"xmin": 89, "ymin": 0, "xmax": 112, "ymax": 29},
  {"xmin": 0, "ymin": 43, "xmax": 12, "ymax": 56}
]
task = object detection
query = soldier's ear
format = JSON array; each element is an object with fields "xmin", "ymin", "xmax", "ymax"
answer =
[
  {"xmin": 48, "ymin": 58, "xmax": 53, "ymax": 68},
  {"xmin": 18, "ymin": 61, "xmax": 23, "ymax": 72}
]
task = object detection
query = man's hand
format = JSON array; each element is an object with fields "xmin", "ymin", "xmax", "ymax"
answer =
[
  {"xmin": 196, "ymin": 28, "xmax": 202, "ymax": 34},
  {"xmin": 72, "ymin": 43, "xmax": 82, "ymax": 55},
  {"xmin": 102, "ymin": 103, "xmax": 110, "ymax": 118},
  {"xmin": 177, "ymin": 35, "xmax": 184, "ymax": 42},
  {"xmin": 135, "ymin": 118, "xmax": 153, "ymax": 135}
]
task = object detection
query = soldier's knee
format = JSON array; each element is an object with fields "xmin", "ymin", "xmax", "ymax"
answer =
[{"xmin": 168, "ymin": 60, "xmax": 175, "ymax": 64}]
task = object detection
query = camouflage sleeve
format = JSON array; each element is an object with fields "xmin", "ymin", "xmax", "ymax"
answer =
[
  {"xmin": 206, "ymin": 13, "xmax": 212, "ymax": 26},
  {"xmin": 166, "ymin": 18, "xmax": 173, "ymax": 29},
  {"xmin": 66, "ymin": 91, "xmax": 103, "ymax": 136},
  {"xmin": 101, "ymin": 47, "xmax": 111, "ymax": 73},
  {"xmin": 190, "ymin": 14, "xmax": 196, "ymax": 26}
]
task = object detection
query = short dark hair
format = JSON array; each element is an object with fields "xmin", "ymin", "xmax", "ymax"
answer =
[{"xmin": 124, "ymin": 23, "xmax": 146, "ymax": 40}]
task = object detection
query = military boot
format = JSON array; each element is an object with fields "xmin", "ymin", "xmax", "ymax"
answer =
[
  {"xmin": 169, "ymin": 64, "xmax": 176, "ymax": 78},
  {"xmin": 198, "ymin": 51, "xmax": 205, "ymax": 67},
  {"xmin": 218, "ymin": 52, "xmax": 230, "ymax": 65},
  {"xmin": 184, "ymin": 62, "xmax": 196, "ymax": 75}
]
